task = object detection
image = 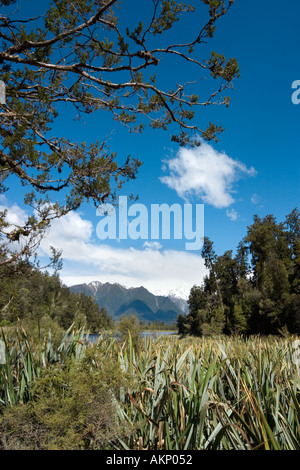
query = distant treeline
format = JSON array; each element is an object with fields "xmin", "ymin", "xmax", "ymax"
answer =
[
  {"xmin": 0, "ymin": 268, "xmax": 113, "ymax": 334},
  {"xmin": 139, "ymin": 320, "xmax": 176, "ymax": 331},
  {"xmin": 178, "ymin": 208, "xmax": 300, "ymax": 336}
]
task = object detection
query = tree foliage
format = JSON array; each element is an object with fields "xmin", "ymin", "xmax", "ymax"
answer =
[
  {"xmin": 178, "ymin": 208, "xmax": 300, "ymax": 336},
  {"xmin": 0, "ymin": 0, "xmax": 239, "ymax": 271},
  {"xmin": 117, "ymin": 314, "xmax": 142, "ymax": 350},
  {"xmin": 0, "ymin": 265, "xmax": 113, "ymax": 333}
]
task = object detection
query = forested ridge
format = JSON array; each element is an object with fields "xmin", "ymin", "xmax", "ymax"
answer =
[{"xmin": 0, "ymin": 267, "xmax": 113, "ymax": 334}]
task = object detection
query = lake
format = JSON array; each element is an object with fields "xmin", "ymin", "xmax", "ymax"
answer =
[{"xmin": 87, "ymin": 331, "xmax": 176, "ymax": 343}]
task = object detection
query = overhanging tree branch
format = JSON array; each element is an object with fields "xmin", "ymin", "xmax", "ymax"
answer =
[{"xmin": 0, "ymin": 0, "xmax": 239, "ymax": 273}]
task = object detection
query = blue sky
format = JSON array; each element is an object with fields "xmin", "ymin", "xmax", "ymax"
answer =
[{"xmin": 1, "ymin": 0, "xmax": 299, "ymax": 298}]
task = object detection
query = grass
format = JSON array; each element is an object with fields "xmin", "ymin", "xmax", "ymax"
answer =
[{"xmin": 0, "ymin": 326, "xmax": 299, "ymax": 450}]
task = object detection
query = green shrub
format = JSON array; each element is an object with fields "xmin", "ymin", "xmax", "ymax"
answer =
[
  {"xmin": 118, "ymin": 315, "xmax": 142, "ymax": 351},
  {"xmin": 0, "ymin": 344, "xmax": 131, "ymax": 450}
]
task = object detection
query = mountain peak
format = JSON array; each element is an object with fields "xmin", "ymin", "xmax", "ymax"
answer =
[{"xmin": 70, "ymin": 281, "xmax": 188, "ymax": 323}]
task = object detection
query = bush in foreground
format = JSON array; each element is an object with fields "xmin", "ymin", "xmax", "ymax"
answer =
[{"xmin": 0, "ymin": 345, "xmax": 130, "ymax": 450}]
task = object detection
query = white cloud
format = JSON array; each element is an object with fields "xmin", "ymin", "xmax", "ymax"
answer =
[
  {"xmin": 0, "ymin": 198, "xmax": 207, "ymax": 298},
  {"xmin": 251, "ymin": 193, "xmax": 260, "ymax": 204},
  {"xmin": 0, "ymin": 195, "xmax": 28, "ymax": 227},
  {"xmin": 44, "ymin": 210, "xmax": 93, "ymax": 243},
  {"xmin": 226, "ymin": 208, "xmax": 238, "ymax": 221},
  {"xmin": 38, "ymin": 211, "xmax": 207, "ymax": 299},
  {"xmin": 160, "ymin": 141, "xmax": 256, "ymax": 208},
  {"xmin": 143, "ymin": 241, "xmax": 162, "ymax": 250}
]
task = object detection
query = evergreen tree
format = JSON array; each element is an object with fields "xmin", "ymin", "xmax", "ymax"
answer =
[
  {"xmin": 0, "ymin": 266, "xmax": 113, "ymax": 333},
  {"xmin": 180, "ymin": 209, "xmax": 300, "ymax": 337},
  {"xmin": 244, "ymin": 214, "xmax": 292, "ymax": 334}
]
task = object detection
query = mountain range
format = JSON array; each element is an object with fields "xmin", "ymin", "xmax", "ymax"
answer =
[{"xmin": 69, "ymin": 281, "xmax": 188, "ymax": 324}]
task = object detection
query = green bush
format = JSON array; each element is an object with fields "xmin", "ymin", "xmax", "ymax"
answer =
[
  {"xmin": 118, "ymin": 315, "xmax": 142, "ymax": 351},
  {"xmin": 0, "ymin": 344, "xmax": 131, "ymax": 450}
]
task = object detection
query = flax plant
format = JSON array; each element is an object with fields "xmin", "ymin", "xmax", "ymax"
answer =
[{"xmin": 1, "ymin": 328, "xmax": 299, "ymax": 450}]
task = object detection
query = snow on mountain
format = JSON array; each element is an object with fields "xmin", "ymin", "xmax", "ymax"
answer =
[
  {"xmin": 151, "ymin": 287, "xmax": 189, "ymax": 313},
  {"xmin": 70, "ymin": 281, "xmax": 187, "ymax": 323}
]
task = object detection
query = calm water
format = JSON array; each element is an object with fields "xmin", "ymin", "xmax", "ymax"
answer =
[{"xmin": 87, "ymin": 331, "xmax": 176, "ymax": 343}]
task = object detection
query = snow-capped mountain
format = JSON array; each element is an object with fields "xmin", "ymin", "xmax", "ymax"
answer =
[{"xmin": 70, "ymin": 281, "xmax": 188, "ymax": 324}]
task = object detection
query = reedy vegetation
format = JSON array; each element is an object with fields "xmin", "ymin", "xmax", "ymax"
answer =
[{"xmin": 0, "ymin": 326, "xmax": 299, "ymax": 450}]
